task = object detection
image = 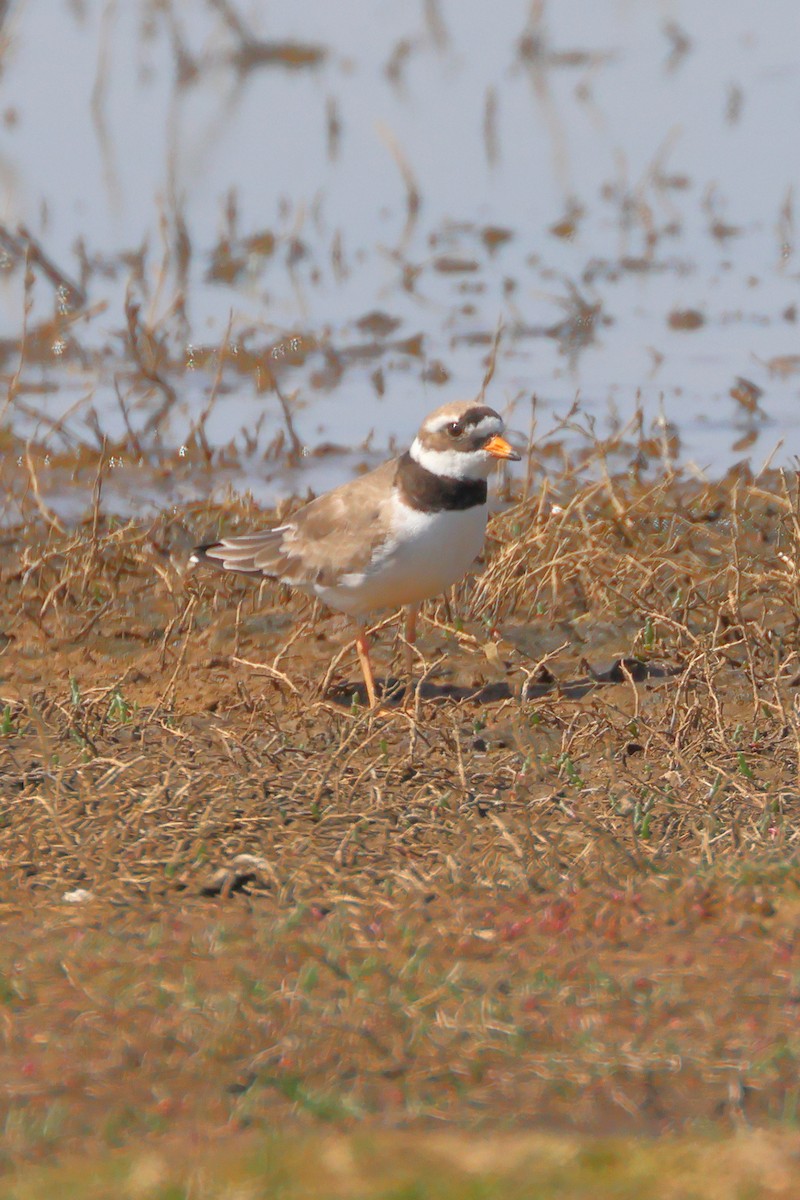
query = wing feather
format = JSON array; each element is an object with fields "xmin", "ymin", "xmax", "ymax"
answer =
[{"xmin": 190, "ymin": 457, "xmax": 399, "ymax": 587}]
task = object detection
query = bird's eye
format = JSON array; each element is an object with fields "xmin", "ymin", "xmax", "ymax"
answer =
[{"xmin": 447, "ymin": 421, "xmax": 462, "ymax": 437}]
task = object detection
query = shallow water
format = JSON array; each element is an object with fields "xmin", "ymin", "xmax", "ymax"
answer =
[{"xmin": 1, "ymin": 0, "xmax": 799, "ymax": 518}]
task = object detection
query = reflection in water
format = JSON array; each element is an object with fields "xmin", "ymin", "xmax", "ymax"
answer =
[{"xmin": 0, "ymin": 0, "xmax": 799, "ymax": 520}]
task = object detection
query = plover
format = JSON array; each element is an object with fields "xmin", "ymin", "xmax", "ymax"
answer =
[{"xmin": 190, "ymin": 399, "xmax": 519, "ymax": 706}]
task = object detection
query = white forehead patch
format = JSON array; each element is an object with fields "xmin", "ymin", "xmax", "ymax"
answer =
[{"xmin": 471, "ymin": 414, "xmax": 503, "ymax": 437}]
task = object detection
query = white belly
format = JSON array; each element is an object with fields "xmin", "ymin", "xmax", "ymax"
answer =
[{"xmin": 315, "ymin": 501, "xmax": 488, "ymax": 616}]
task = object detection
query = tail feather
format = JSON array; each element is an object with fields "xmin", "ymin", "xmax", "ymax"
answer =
[{"xmin": 189, "ymin": 528, "xmax": 288, "ymax": 577}]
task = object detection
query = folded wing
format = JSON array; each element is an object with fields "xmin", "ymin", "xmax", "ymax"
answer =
[{"xmin": 190, "ymin": 457, "xmax": 398, "ymax": 589}]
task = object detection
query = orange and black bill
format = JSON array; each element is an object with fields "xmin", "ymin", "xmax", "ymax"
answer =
[{"xmin": 484, "ymin": 433, "xmax": 521, "ymax": 461}]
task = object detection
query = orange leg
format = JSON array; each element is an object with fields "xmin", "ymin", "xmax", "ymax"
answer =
[
  {"xmin": 404, "ymin": 604, "xmax": 418, "ymax": 679},
  {"xmin": 354, "ymin": 624, "xmax": 379, "ymax": 708}
]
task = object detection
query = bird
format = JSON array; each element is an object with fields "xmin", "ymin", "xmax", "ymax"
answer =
[{"xmin": 189, "ymin": 399, "xmax": 520, "ymax": 707}]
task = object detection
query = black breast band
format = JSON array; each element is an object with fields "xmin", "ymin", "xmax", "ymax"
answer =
[{"xmin": 397, "ymin": 452, "xmax": 487, "ymax": 512}]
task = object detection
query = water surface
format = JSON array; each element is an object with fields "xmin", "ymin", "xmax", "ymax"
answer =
[{"xmin": 1, "ymin": 0, "xmax": 799, "ymax": 516}]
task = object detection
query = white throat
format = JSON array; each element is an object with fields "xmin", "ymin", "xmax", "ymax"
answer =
[{"xmin": 409, "ymin": 437, "xmax": 492, "ymax": 481}]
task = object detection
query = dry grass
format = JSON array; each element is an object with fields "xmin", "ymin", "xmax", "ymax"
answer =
[
  {"xmin": 5, "ymin": 438, "xmax": 800, "ymax": 891},
  {"xmin": 3, "ymin": 435, "xmax": 800, "ymax": 1176}
]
